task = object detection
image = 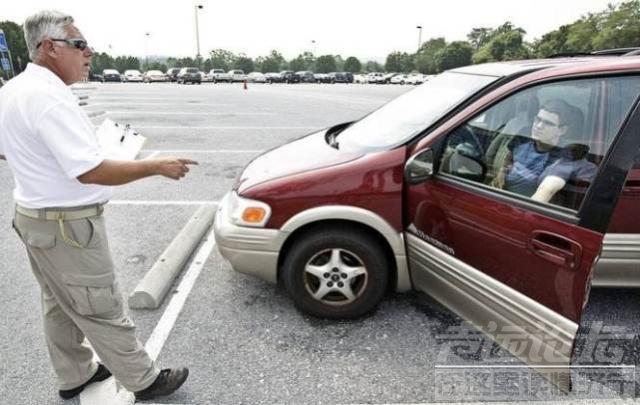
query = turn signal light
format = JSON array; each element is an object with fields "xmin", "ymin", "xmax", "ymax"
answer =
[{"xmin": 242, "ymin": 207, "xmax": 266, "ymax": 223}]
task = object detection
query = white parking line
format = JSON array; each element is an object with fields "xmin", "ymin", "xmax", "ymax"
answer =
[
  {"xmin": 93, "ymin": 102, "xmax": 234, "ymax": 107},
  {"xmin": 133, "ymin": 126, "xmax": 317, "ymax": 130},
  {"xmin": 109, "ymin": 200, "xmax": 218, "ymax": 206},
  {"xmin": 80, "ymin": 227, "xmax": 217, "ymax": 405},
  {"xmin": 106, "ymin": 111, "xmax": 275, "ymax": 116},
  {"xmin": 142, "ymin": 149, "xmax": 262, "ymax": 153}
]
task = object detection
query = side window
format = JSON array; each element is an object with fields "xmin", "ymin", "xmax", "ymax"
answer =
[{"xmin": 439, "ymin": 76, "xmax": 640, "ymax": 211}]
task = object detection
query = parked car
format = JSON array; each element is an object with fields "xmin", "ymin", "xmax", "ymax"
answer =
[
  {"xmin": 88, "ymin": 72, "xmax": 103, "ymax": 82},
  {"xmin": 390, "ymin": 74, "xmax": 409, "ymax": 85},
  {"xmin": 265, "ymin": 72, "xmax": 284, "ymax": 83},
  {"xmin": 354, "ymin": 74, "xmax": 368, "ymax": 84},
  {"xmin": 165, "ymin": 67, "xmax": 181, "ymax": 82},
  {"xmin": 143, "ymin": 70, "xmax": 167, "ymax": 83},
  {"xmin": 280, "ymin": 71, "xmax": 301, "ymax": 84},
  {"xmin": 208, "ymin": 68, "xmax": 230, "ymax": 83},
  {"xmin": 102, "ymin": 69, "xmax": 122, "ymax": 82},
  {"xmin": 215, "ymin": 54, "xmax": 640, "ymax": 390},
  {"xmin": 327, "ymin": 72, "xmax": 354, "ymax": 83},
  {"xmin": 247, "ymin": 72, "xmax": 267, "ymax": 83},
  {"xmin": 227, "ymin": 69, "xmax": 246, "ymax": 82},
  {"xmin": 367, "ymin": 72, "xmax": 384, "ymax": 84},
  {"xmin": 296, "ymin": 71, "xmax": 315, "ymax": 83},
  {"xmin": 122, "ymin": 69, "xmax": 143, "ymax": 82},
  {"xmin": 177, "ymin": 67, "xmax": 201, "ymax": 84},
  {"xmin": 314, "ymin": 73, "xmax": 331, "ymax": 83},
  {"xmin": 405, "ymin": 73, "xmax": 426, "ymax": 85}
]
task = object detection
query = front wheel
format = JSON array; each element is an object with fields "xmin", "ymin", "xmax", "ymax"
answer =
[{"xmin": 282, "ymin": 227, "xmax": 389, "ymax": 319}]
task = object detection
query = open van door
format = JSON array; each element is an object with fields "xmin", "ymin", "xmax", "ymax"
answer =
[{"xmin": 404, "ymin": 74, "xmax": 640, "ymax": 390}]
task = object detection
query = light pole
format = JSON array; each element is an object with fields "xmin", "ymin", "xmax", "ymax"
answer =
[
  {"xmin": 144, "ymin": 32, "xmax": 150, "ymax": 70},
  {"xmin": 416, "ymin": 25, "xmax": 423, "ymax": 52},
  {"xmin": 194, "ymin": 4, "xmax": 203, "ymax": 60},
  {"xmin": 311, "ymin": 40, "xmax": 316, "ymax": 55}
]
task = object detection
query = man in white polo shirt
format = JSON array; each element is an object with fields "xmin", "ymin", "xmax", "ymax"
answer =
[{"xmin": 0, "ymin": 10, "xmax": 193, "ymax": 401}]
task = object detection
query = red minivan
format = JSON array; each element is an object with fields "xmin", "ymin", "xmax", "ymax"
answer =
[{"xmin": 215, "ymin": 55, "xmax": 640, "ymax": 389}]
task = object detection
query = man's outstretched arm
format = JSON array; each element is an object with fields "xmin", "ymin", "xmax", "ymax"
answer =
[{"xmin": 77, "ymin": 157, "xmax": 198, "ymax": 186}]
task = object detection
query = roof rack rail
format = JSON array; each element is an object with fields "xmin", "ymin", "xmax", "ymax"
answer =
[
  {"xmin": 547, "ymin": 48, "xmax": 640, "ymax": 58},
  {"xmin": 591, "ymin": 47, "xmax": 640, "ymax": 56},
  {"xmin": 547, "ymin": 52, "xmax": 592, "ymax": 58}
]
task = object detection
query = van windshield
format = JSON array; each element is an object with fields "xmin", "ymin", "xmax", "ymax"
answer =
[{"xmin": 337, "ymin": 72, "xmax": 498, "ymax": 153}]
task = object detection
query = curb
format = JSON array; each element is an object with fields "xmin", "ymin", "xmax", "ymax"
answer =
[{"xmin": 128, "ymin": 204, "xmax": 217, "ymax": 309}]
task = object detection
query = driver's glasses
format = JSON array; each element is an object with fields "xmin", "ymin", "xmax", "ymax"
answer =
[{"xmin": 37, "ymin": 38, "xmax": 89, "ymax": 51}]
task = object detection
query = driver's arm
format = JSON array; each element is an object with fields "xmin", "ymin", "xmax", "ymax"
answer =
[{"xmin": 531, "ymin": 175, "xmax": 566, "ymax": 203}]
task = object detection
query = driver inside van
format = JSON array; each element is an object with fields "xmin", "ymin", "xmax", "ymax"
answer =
[{"xmin": 494, "ymin": 99, "xmax": 598, "ymax": 204}]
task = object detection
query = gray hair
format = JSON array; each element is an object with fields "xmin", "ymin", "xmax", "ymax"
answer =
[{"xmin": 23, "ymin": 10, "xmax": 74, "ymax": 60}]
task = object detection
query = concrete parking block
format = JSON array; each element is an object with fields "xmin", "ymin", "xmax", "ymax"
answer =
[{"xmin": 129, "ymin": 204, "xmax": 216, "ymax": 309}]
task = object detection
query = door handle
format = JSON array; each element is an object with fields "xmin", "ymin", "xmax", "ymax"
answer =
[{"xmin": 529, "ymin": 231, "xmax": 582, "ymax": 269}]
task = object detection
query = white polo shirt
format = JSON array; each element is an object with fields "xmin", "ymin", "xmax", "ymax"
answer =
[{"xmin": 0, "ymin": 63, "xmax": 112, "ymax": 208}]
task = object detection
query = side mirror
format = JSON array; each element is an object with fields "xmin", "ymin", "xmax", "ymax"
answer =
[{"xmin": 405, "ymin": 148, "xmax": 434, "ymax": 185}]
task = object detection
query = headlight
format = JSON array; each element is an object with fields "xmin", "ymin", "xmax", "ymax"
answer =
[{"xmin": 228, "ymin": 192, "xmax": 272, "ymax": 228}]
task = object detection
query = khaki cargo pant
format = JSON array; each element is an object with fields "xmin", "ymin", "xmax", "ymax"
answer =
[{"xmin": 12, "ymin": 209, "xmax": 160, "ymax": 392}]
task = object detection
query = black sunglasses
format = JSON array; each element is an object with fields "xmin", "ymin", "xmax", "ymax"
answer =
[{"xmin": 36, "ymin": 38, "xmax": 89, "ymax": 51}]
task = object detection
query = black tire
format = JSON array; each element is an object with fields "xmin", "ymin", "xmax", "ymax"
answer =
[{"xmin": 282, "ymin": 227, "xmax": 389, "ymax": 319}]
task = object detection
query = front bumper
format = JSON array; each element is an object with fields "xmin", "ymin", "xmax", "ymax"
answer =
[{"xmin": 214, "ymin": 192, "xmax": 282, "ymax": 284}]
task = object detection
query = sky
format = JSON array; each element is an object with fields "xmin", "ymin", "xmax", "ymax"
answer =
[{"xmin": 2, "ymin": 0, "xmax": 621, "ymax": 61}]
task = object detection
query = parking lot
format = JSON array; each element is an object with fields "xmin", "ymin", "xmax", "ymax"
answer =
[{"xmin": 2, "ymin": 82, "xmax": 640, "ymax": 405}]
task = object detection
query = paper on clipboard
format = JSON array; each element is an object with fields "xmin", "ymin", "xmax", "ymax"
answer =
[{"xmin": 96, "ymin": 118, "xmax": 147, "ymax": 160}]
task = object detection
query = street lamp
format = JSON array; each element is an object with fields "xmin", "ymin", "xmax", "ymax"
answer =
[
  {"xmin": 194, "ymin": 4, "xmax": 203, "ymax": 59},
  {"xmin": 144, "ymin": 32, "xmax": 150, "ymax": 70},
  {"xmin": 311, "ymin": 40, "xmax": 316, "ymax": 55},
  {"xmin": 416, "ymin": 25, "xmax": 423, "ymax": 52}
]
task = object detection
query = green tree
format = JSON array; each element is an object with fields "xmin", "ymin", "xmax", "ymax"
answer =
[
  {"xmin": 467, "ymin": 27, "xmax": 492, "ymax": 50},
  {"xmin": 234, "ymin": 54, "xmax": 255, "ymax": 73},
  {"xmin": 0, "ymin": 21, "xmax": 29, "ymax": 74},
  {"xmin": 90, "ymin": 52, "xmax": 115, "ymax": 73},
  {"xmin": 414, "ymin": 37, "xmax": 446, "ymax": 73},
  {"xmin": 364, "ymin": 60, "xmax": 383, "ymax": 72},
  {"xmin": 315, "ymin": 55, "xmax": 337, "ymax": 73},
  {"xmin": 592, "ymin": 1, "xmax": 640, "ymax": 49},
  {"xmin": 333, "ymin": 55, "xmax": 344, "ymax": 71},
  {"xmin": 471, "ymin": 22, "xmax": 529, "ymax": 63},
  {"xmin": 208, "ymin": 49, "xmax": 236, "ymax": 71},
  {"xmin": 146, "ymin": 61, "xmax": 168, "ymax": 72},
  {"xmin": 343, "ymin": 56, "xmax": 361, "ymax": 73},
  {"xmin": 435, "ymin": 41, "xmax": 473, "ymax": 71},
  {"xmin": 257, "ymin": 50, "xmax": 286, "ymax": 72},
  {"xmin": 385, "ymin": 51, "xmax": 414, "ymax": 72},
  {"xmin": 289, "ymin": 51, "xmax": 315, "ymax": 71}
]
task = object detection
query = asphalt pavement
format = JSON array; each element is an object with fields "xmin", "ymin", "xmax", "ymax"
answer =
[{"xmin": 2, "ymin": 81, "xmax": 640, "ymax": 405}]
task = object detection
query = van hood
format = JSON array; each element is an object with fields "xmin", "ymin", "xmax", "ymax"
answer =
[{"xmin": 236, "ymin": 126, "xmax": 361, "ymax": 193}]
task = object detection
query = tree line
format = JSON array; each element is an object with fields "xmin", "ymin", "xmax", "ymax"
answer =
[{"xmin": 2, "ymin": 0, "xmax": 639, "ymax": 79}]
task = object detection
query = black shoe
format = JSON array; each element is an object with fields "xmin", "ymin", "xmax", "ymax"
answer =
[
  {"xmin": 59, "ymin": 363, "xmax": 112, "ymax": 399},
  {"xmin": 134, "ymin": 368, "xmax": 189, "ymax": 401}
]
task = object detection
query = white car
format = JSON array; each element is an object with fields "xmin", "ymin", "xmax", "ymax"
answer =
[
  {"xmin": 123, "ymin": 69, "xmax": 143, "ymax": 82},
  {"xmin": 227, "ymin": 69, "xmax": 246, "ymax": 82},
  {"xmin": 405, "ymin": 73, "xmax": 425, "ymax": 85},
  {"xmin": 143, "ymin": 70, "xmax": 168, "ymax": 83},
  {"xmin": 208, "ymin": 68, "xmax": 229, "ymax": 82},
  {"xmin": 367, "ymin": 72, "xmax": 384, "ymax": 84},
  {"xmin": 353, "ymin": 74, "xmax": 368, "ymax": 84},
  {"xmin": 390, "ymin": 74, "xmax": 409, "ymax": 84},
  {"xmin": 247, "ymin": 72, "xmax": 266, "ymax": 83}
]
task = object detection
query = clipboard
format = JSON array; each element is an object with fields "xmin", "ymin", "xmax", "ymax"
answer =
[{"xmin": 96, "ymin": 118, "xmax": 147, "ymax": 160}]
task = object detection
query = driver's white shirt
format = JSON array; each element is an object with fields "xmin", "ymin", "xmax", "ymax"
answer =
[{"xmin": 0, "ymin": 63, "xmax": 112, "ymax": 208}]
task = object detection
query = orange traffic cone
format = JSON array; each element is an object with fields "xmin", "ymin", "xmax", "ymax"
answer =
[{"xmin": 243, "ymin": 80, "xmax": 248, "ymax": 90}]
